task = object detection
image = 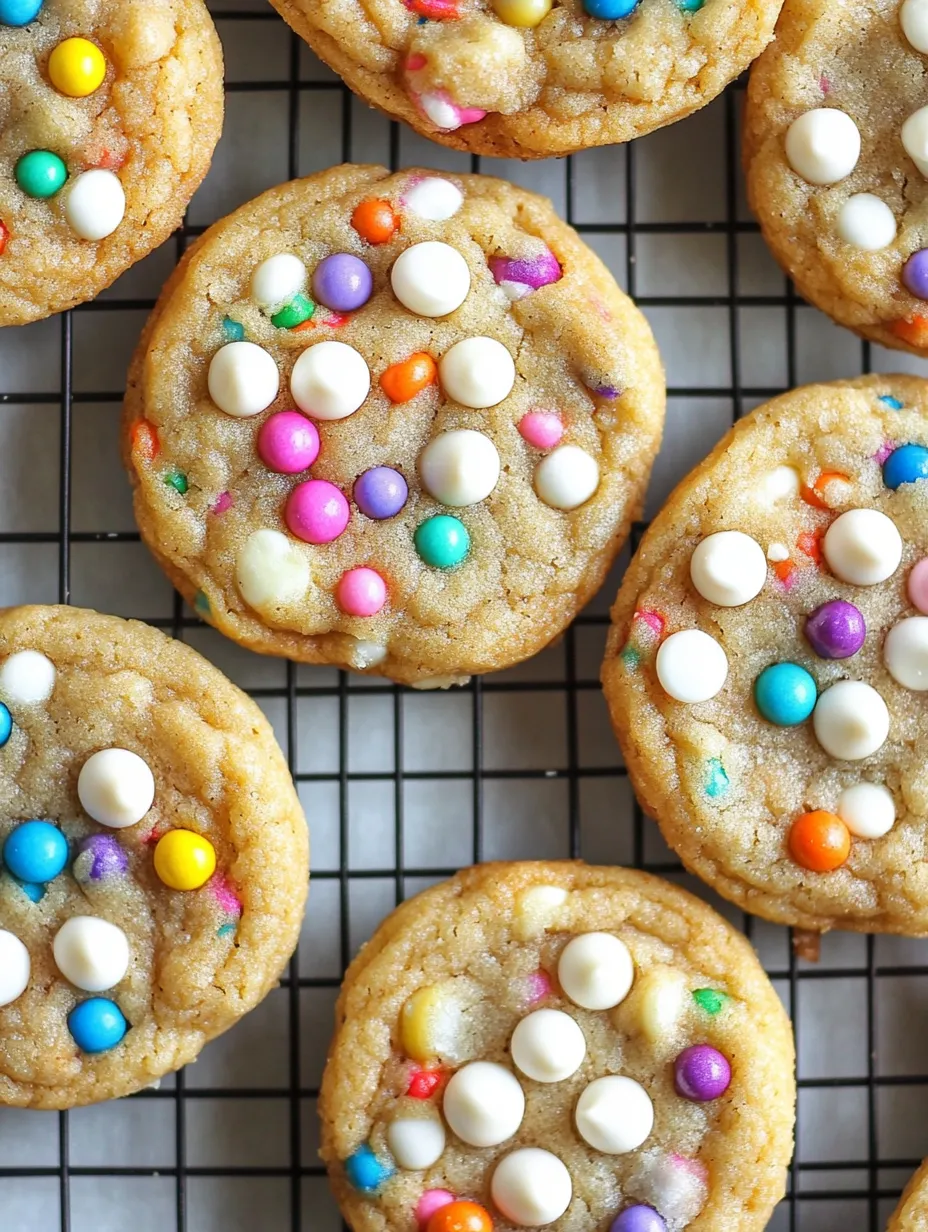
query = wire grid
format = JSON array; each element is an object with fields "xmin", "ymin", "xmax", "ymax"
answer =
[{"xmin": 2, "ymin": 3, "xmax": 928, "ymax": 1229}]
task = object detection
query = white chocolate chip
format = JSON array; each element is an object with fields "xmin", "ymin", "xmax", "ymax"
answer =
[
  {"xmin": 784, "ymin": 108, "xmax": 861, "ymax": 185},
  {"xmin": 823, "ymin": 508, "xmax": 902, "ymax": 585},
  {"xmin": 419, "ymin": 430, "xmax": 501, "ymax": 507},
  {"xmin": 290, "ymin": 340, "xmax": 370, "ymax": 421},
  {"xmin": 533, "ymin": 445, "xmax": 600, "ymax": 511},
  {"xmin": 813, "ymin": 680, "xmax": 890, "ymax": 761},
  {"xmin": 884, "ymin": 616, "xmax": 928, "ymax": 690},
  {"xmin": 902, "ymin": 0, "xmax": 928, "ymax": 52},
  {"xmin": 403, "ymin": 177, "xmax": 464, "ymax": 221},
  {"xmin": 656, "ymin": 630, "xmax": 728, "ymax": 704},
  {"xmin": 837, "ymin": 782, "xmax": 896, "ymax": 839},
  {"xmin": 236, "ymin": 529, "xmax": 310, "ymax": 611},
  {"xmin": 208, "ymin": 341, "xmax": 280, "ymax": 418},
  {"xmin": 514, "ymin": 885, "xmax": 568, "ymax": 939},
  {"xmin": 629, "ymin": 966, "xmax": 688, "ymax": 1044},
  {"xmin": 250, "ymin": 253, "xmax": 306, "ymax": 310},
  {"xmin": 0, "ymin": 930, "xmax": 30, "ymax": 1007},
  {"xmin": 510, "ymin": 1009, "xmax": 586, "ymax": 1083},
  {"xmin": 758, "ymin": 465, "xmax": 800, "ymax": 508},
  {"xmin": 689, "ymin": 531, "xmax": 767, "ymax": 606},
  {"xmin": 0, "ymin": 650, "xmax": 56, "ymax": 704},
  {"xmin": 78, "ymin": 749, "xmax": 155, "ymax": 829},
  {"xmin": 490, "ymin": 1148, "xmax": 572, "ymax": 1227},
  {"xmin": 53, "ymin": 916, "xmax": 130, "ymax": 993},
  {"xmin": 558, "ymin": 932, "xmax": 634, "ymax": 1010},
  {"xmin": 442, "ymin": 1061, "xmax": 525, "ymax": 1147},
  {"xmin": 439, "ymin": 336, "xmax": 515, "ymax": 408},
  {"xmin": 767, "ymin": 542, "xmax": 790, "ymax": 562},
  {"xmin": 419, "ymin": 92, "xmax": 462, "ymax": 130},
  {"xmin": 347, "ymin": 639, "xmax": 388, "ymax": 670},
  {"xmin": 391, "ymin": 241, "xmax": 470, "ymax": 317},
  {"xmin": 903, "ymin": 104, "xmax": 928, "ymax": 178},
  {"xmin": 385, "ymin": 1117, "xmax": 446, "ymax": 1170},
  {"xmin": 836, "ymin": 194, "xmax": 898, "ymax": 251},
  {"xmin": 64, "ymin": 170, "xmax": 126, "ymax": 241},
  {"xmin": 575, "ymin": 1075, "xmax": 654, "ymax": 1154}
]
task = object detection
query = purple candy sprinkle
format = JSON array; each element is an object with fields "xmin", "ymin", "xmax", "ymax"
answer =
[
  {"xmin": 592, "ymin": 384, "xmax": 621, "ymax": 400},
  {"xmin": 674, "ymin": 1044, "xmax": 731, "ymax": 1102},
  {"xmin": 75, "ymin": 833, "xmax": 128, "ymax": 881},
  {"xmin": 903, "ymin": 249, "xmax": 928, "ymax": 300},
  {"xmin": 488, "ymin": 248, "xmax": 561, "ymax": 291},
  {"xmin": 805, "ymin": 599, "xmax": 866, "ymax": 660},
  {"xmin": 312, "ymin": 253, "xmax": 373, "ymax": 313},
  {"xmin": 611, "ymin": 1206, "xmax": 667, "ymax": 1232},
  {"xmin": 354, "ymin": 466, "xmax": 408, "ymax": 520}
]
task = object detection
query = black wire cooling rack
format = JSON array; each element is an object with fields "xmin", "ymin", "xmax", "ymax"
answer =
[{"xmin": 2, "ymin": 4, "xmax": 928, "ymax": 1229}]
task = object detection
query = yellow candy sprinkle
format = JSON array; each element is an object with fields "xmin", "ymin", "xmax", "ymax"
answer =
[
  {"xmin": 400, "ymin": 985, "xmax": 447, "ymax": 1063},
  {"xmin": 154, "ymin": 829, "xmax": 216, "ymax": 891},
  {"xmin": 49, "ymin": 38, "xmax": 106, "ymax": 99},
  {"xmin": 493, "ymin": 0, "xmax": 552, "ymax": 26}
]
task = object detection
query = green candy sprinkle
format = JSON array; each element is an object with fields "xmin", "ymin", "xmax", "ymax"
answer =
[
  {"xmin": 16, "ymin": 150, "xmax": 67, "ymax": 199},
  {"xmin": 414, "ymin": 514, "xmax": 470, "ymax": 569},
  {"xmin": 621, "ymin": 646, "xmax": 640, "ymax": 670},
  {"xmin": 676, "ymin": 0, "xmax": 705, "ymax": 10},
  {"xmin": 704, "ymin": 757, "xmax": 729, "ymax": 798},
  {"xmin": 164, "ymin": 469, "xmax": 188, "ymax": 495},
  {"xmin": 194, "ymin": 589, "xmax": 210, "ymax": 615},
  {"xmin": 271, "ymin": 295, "xmax": 315, "ymax": 329},
  {"xmin": 693, "ymin": 987, "xmax": 728, "ymax": 1015},
  {"xmin": 222, "ymin": 316, "xmax": 245, "ymax": 342}
]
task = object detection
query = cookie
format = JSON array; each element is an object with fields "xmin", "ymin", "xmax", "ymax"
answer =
[
  {"xmin": 269, "ymin": 0, "xmax": 782, "ymax": 159},
  {"xmin": 0, "ymin": 0, "xmax": 223, "ymax": 325},
  {"xmin": 319, "ymin": 861, "xmax": 795, "ymax": 1232},
  {"xmin": 744, "ymin": 0, "xmax": 928, "ymax": 357},
  {"xmin": 122, "ymin": 163, "xmax": 664, "ymax": 687},
  {"xmin": 601, "ymin": 374, "xmax": 928, "ymax": 935},
  {"xmin": 0, "ymin": 604, "xmax": 308, "ymax": 1108},
  {"xmin": 890, "ymin": 1160, "xmax": 928, "ymax": 1230}
]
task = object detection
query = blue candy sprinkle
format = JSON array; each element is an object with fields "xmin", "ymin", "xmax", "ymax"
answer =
[
  {"xmin": 194, "ymin": 590, "xmax": 211, "ymax": 616},
  {"xmin": 68, "ymin": 998, "xmax": 128, "ymax": 1053},
  {"xmin": 754, "ymin": 662, "xmax": 817, "ymax": 727},
  {"xmin": 217, "ymin": 922, "xmax": 236, "ymax": 938},
  {"xmin": 882, "ymin": 442, "xmax": 928, "ymax": 490},
  {"xmin": 345, "ymin": 1143, "xmax": 394, "ymax": 1193},
  {"xmin": 222, "ymin": 317, "xmax": 245, "ymax": 342},
  {"xmin": 677, "ymin": 0, "xmax": 705, "ymax": 10},
  {"xmin": 13, "ymin": 877, "xmax": 44, "ymax": 903},
  {"xmin": 583, "ymin": 0, "xmax": 640, "ymax": 15},
  {"xmin": 0, "ymin": 0, "xmax": 44, "ymax": 27},
  {"xmin": 704, "ymin": 758, "xmax": 729, "ymax": 798},
  {"xmin": 879, "ymin": 395, "xmax": 904, "ymax": 410},
  {"xmin": 3, "ymin": 820, "xmax": 68, "ymax": 884},
  {"xmin": 0, "ymin": 701, "xmax": 11, "ymax": 747}
]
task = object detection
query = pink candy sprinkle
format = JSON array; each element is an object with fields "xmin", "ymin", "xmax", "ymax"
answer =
[
  {"xmin": 909, "ymin": 558, "xmax": 928, "ymax": 613},
  {"xmin": 416, "ymin": 1191, "xmax": 455, "ymax": 1225},
  {"xmin": 285, "ymin": 479, "xmax": 349, "ymax": 544},
  {"xmin": 634, "ymin": 608, "xmax": 665, "ymax": 639},
  {"xmin": 212, "ymin": 491, "xmax": 233, "ymax": 515},
  {"xmin": 489, "ymin": 250, "xmax": 562, "ymax": 292},
  {"xmin": 519, "ymin": 411, "xmax": 564, "ymax": 450},
  {"xmin": 212, "ymin": 875, "xmax": 243, "ymax": 917},
  {"xmin": 873, "ymin": 440, "xmax": 896, "ymax": 465},
  {"xmin": 819, "ymin": 74, "xmax": 831, "ymax": 94},
  {"xmin": 411, "ymin": 86, "xmax": 487, "ymax": 131},
  {"xmin": 258, "ymin": 411, "xmax": 320, "ymax": 474},
  {"xmin": 671, "ymin": 1153, "xmax": 709, "ymax": 1183},
  {"xmin": 525, "ymin": 970, "xmax": 551, "ymax": 1004},
  {"xmin": 336, "ymin": 567, "xmax": 387, "ymax": 617},
  {"xmin": 405, "ymin": 53, "xmax": 427, "ymax": 71}
]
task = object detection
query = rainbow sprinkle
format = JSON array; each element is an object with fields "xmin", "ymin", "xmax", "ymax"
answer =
[
  {"xmin": 211, "ymin": 874, "xmax": 243, "ymax": 917},
  {"xmin": 621, "ymin": 608, "xmax": 665, "ymax": 669},
  {"xmin": 873, "ymin": 440, "xmax": 896, "ymax": 465}
]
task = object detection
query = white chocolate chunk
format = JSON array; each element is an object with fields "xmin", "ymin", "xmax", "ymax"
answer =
[
  {"xmin": 784, "ymin": 108, "xmax": 860, "ymax": 185},
  {"xmin": 251, "ymin": 253, "xmax": 306, "ymax": 310},
  {"xmin": 823, "ymin": 509, "xmax": 902, "ymax": 585},
  {"xmin": 391, "ymin": 241, "xmax": 470, "ymax": 317},
  {"xmin": 837, "ymin": 194, "xmax": 898, "ymax": 251},
  {"xmin": 385, "ymin": 1117, "xmax": 446, "ymax": 1170},
  {"xmin": 0, "ymin": 930, "xmax": 30, "ymax": 1007},
  {"xmin": 813, "ymin": 680, "xmax": 890, "ymax": 760},
  {"xmin": 208, "ymin": 342, "xmax": 279, "ymax": 418},
  {"xmin": 236, "ymin": 529, "xmax": 310, "ymax": 611},
  {"xmin": 439, "ymin": 336, "xmax": 515, "ymax": 408},
  {"xmin": 419, "ymin": 430, "xmax": 500, "ymax": 507},
  {"xmin": 533, "ymin": 445, "xmax": 599, "ymax": 511},
  {"xmin": 837, "ymin": 782, "xmax": 896, "ymax": 839}
]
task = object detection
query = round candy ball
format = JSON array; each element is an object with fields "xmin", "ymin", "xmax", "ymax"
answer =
[
  {"xmin": 344, "ymin": 1143, "xmax": 393, "ymax": 1192},
  {"xmin": 493, "ymin": 0, "xmax": 552, "ymax": 26},
  {"xmin": 414, "ymin": 515, "xmax": 470, "ymax": 569},
  {"xmin": 153, "ymin": 830, "xmax": 216, "ymax": 891},
  {"xmin": 48, "ymin": 37, "xmax": 106, "ymax": 98},
  {"xmin": 673, "ymin": 1043, "xmax": 732, "ymax": 1101},
  {"xmin": 67, "ymin": 997, "xmax": 127, "ymax": 1053},
  {"xmin": 336, "ymin": 567, "xmax": 387, "ymax": 617},
  {"xmin": 3, "ymin": 820, "xmax": 67, "ymax": 883},
  {"xmin": 16, "ymin": 150, "xmax": 67, "ymax": 199},
  {"xmin": 75, "ymin": 833, "xmax": 129, "ymax": 881},
  {"xmin": 611, "ymin": 1206, "xmax": 667, "ymax": 1232},
  {"xmin": 285, "ymin": 479, "xmax": 350, "ymax": 544},
  {"xmin": 789, "ymin": 810, "xmax": 850, "ymax": 872},
  {"xmin": 805, "ymin": 600, "xmax": 866, "ymax": 659},
  {"xmin": 754, "ymin": 662, "xmax": 817, "ymax": 726},
  {"xmin": 426, "ymin": 1200, "xmax": 492, "ymax": 1232},
  {"xmin": 583, "ymin": 0, "xmax": 640, "ymax": 15},
  {"xmin": 0, "ymin": 701, "xmax": 11, "ymax": 747},
  {"xmin": 0, "ymin": 0, "xmax": 43, "ymax": 26},
  {"xmin": 351, "ymin": 199, "xmax": 398, "ymax": 245},
  {"xmin": 882, "ymin": 442, "xmax": 928, "ymax": 489},
  {"xmin": 909, "ymin": 557, "xmax": 928, "ymax": 613},
  {"xmin": 354, "ymin": 466, "xmax": 408, "ymax": 519},
  {"xmin": 416, "ymin": 1191, "xmax": 455, "ymax": 1226},
  {"xmin": 903, "ymin": 249, "xmax": 928, "ymax": 300},
  {"xmin": 257, "ymin": 411, "xmax": 320, "ymax": 474},
  {"xmin": 312, "ymin": 253, "xmax": 373, "ymax": 313}
]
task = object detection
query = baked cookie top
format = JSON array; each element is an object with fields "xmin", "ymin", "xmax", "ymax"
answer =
[
  {"xmin": 319, "ymin": 861, "xmax": 795, "ymax": 1232},
  {"xmin": 890, "ymin": 1159, "xmax": 928, "ymax": 1231},
  {"xmin": 123, "ymin": 164, "xmax": 664, "ymax": 687},
  {"xmin": 745, "ymin": 0, "xmax": 928, "ymax": 357},
  {"xmin": 270, "ymin": 0, "xmax": 781, "ymax": 158},
  {"xmin": 0, "ymin": 605, "xmax": 308, "ymax": 1109},
  {"xmin": 603, "ymin": 375, "xmax": 928, "ymax": 935},
  {"xmin": 0, "ymin": 0, "xmax": 223, "ymax": 325}
]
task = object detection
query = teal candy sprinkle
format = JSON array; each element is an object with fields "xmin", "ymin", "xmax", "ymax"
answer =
[
  {"xmin": 194, "ymin": 590, "xmax": 210, "ymax": 615},
  {"xmin": 704, "ymin": 757, "xmax": 729, "ymax": 798},
  {"xmin": 217, "ymin": 922, "xmax": 236, "ymax": 938},
  {"xmin": 879, "ymin": 395, "xmax": 904, "ymax": 410},
  {"xmin": 345, "ymin": 1144, "xmax": 394, "ymax": 1192},
  {"xmin": 676, "ymin": 0, "xmax": 705, "ymax": 10},
  {"xmin": 164, "ymin": 469, "xmax": 188, "ymax": 495},
  {"xmin": 14, "ymin": 877, "xmax": 44, "ymax": 902},
  {"xmin": 222, "ymin": 317, "xmax": 245, "ymax": 342},
  {"xmin": 693, "ymin": 987, "xmax": 728, "ymax": 1015},
  {"xmin": 621, "ymin": 646, "xmax": 640, "ymax": 670}
]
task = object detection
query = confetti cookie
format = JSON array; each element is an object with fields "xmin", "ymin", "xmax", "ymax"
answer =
[
  {"xmin": 601, "ymin": 374, "xmax": 928, "ymax": 935},
  {"xmin": 267, "ymin": 0, "xmax": 782, "ymax": 160},
  {"xmin": 0, "ymin": 0, "xmax": 223, "ymax": 326},
  {"xmin": 890, "ymin": 1159, "xmax": 928, "ymax": 1230},
  {"xmin": 743, "ymin": 0, "xmax": 928, "ymax": 358},
  {"xmin": 122, "ymin": 164, "xmax": 664, "ymax": 687},
  {"xmin": 0, "ymin": 605, "xmax": 308, "ymax": 1108},
  {"xmin": 319, "ymin": 861, "xmax": 795, "ymax": 1232}
]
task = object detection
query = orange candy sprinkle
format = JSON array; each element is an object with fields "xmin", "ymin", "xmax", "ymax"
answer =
[
  {"xmin": 427, "ymin": 1201, "xmax": 493, "ymax": 1232},
  {"xmin": 796, "ymin": 530, "xmax": 823, "ymax": 565},
  {"xmin": 131, "ymin": 419, "xmax": 160, "ymax": 462},
  {"xmin": 892, "ymin": 315, "xmax": 928, "ymax": 348},
  {"xmin": 789, "ymin": 810, "xmax": 851, "ymax": 872},
  {"xmin": 801, "ymin": 471, "xmax": 849, "ymax": 510},
  {"xmin": 380, "ymin": 352, "xmax": 437, "ymax": 402},
  {"xmin": 352, "ymin": 198, "xmax": 398, "ymax": 245}
]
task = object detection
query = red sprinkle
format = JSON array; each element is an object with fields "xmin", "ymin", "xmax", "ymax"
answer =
[
  {"xmin": 408, "ymin": 1067, "xmax": 443, "ymax": 1099},
  {"xmin": 0, "ymin": 220, "xmax": 9, "ymax": 256},
  {"xmin": 773, "ymin": 559, "xmax": 796, "ymax": 590},
  {"xmin": 131, "ymin": 419, "xmax": 160, "ymax": 462},
  {"xmin": 403, "ymin": 0, "xmax": 460, "ymax": 16},
  {"xmin": 405, "ymin": 52, "xmax": 428, "ymax": 71}
]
